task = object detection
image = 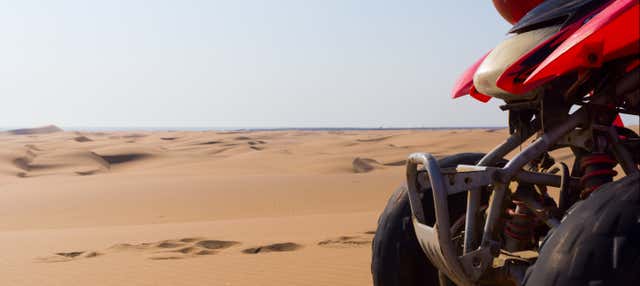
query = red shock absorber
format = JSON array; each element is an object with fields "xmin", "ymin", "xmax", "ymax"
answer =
[
  {"xmin": 579, "ymin": 153, "xmax": 618, "ymax": 199},
  {"xmin": 503, "ymin": 200, "xmax": 536, "ymax": 252}
]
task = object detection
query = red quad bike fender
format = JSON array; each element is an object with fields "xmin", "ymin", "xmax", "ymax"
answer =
[
  {"xmin": 495, "ymin": 10, "xmax": 604, "ymax": 95},
  {"xmin": 451, "ymin": 52, "xmax": 492, "ymax": 103},
  {"xmin": 497, "ymin": 0, "xmax": 640, "ymax": 94},
  {"xmin": 525, "ymin": 0, "xmax": 640, "ymax": 88}
]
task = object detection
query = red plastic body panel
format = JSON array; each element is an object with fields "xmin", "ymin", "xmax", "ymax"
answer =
[
  {"xmin": 452, "ymin": 52, "xmax": 491, "ymax": 102},
  {"xmin": 613, "ymin": 114, "xmax": 624, "ymax": 127},
  {"xmin": 492, "ymin": 0, "xmax": 545, "ymax": 24},
  {"xmin": 497, "ymin": 0, "xmax": 639, "ymax": 94},
  {"xmin": 495, "ymin": 12, "xmax": 597, "ymax": 94},
  {"xmin": 524, "ymin": 0, "xmax": 640, "ymax": 88},
  {"xmin": 469, "ymin": 86, "xmax": 492, "ymax": 103}
]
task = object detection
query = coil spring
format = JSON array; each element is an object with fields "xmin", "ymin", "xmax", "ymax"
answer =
[
  {"xmin": 504, "ymin": 200, "xmax": 535, "ymax": 243},
  {"xmin": 579, "ymin": 154, "xmax": 618, "ymax": 199}
]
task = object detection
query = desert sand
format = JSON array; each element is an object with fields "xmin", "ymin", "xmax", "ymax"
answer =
[{"xmin": 0, "ymin": 126, "xmax": 592, "ymax": 285}]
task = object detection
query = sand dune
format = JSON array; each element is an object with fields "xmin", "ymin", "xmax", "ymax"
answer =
[
  {"xmin": 0, "ymin": 127, "xmax": 597, "ymax": 286},
  {"xmin": 73, "ymin": 135, "xmax": 93, "ymax": 142},
  {"xmin": 352, "ymin": 157, "xmax": 381, "ymax": 173},
  {"xmin": 7, "ymin": 125, "xmax": 63, "ymax": 135},
  {"xmin": 91, "ymin": 151, "xmax": 150, "ymax": 166}
]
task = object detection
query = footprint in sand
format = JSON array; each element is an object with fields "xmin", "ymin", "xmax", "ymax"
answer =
[
  {"xmin": 195, "ymin": 240, "xmax": 238, "ymax": 249},
  {"xmin": 387, "ymin": 143, "xmax": 409, "ymax": 149},
  {"xmin": 36, "ymin": 251, "xmax": 102, "ymax": 263},
  {"xmin": 37, "ymin": 237, "xmax": 239, "ymax": 263},
  {"xmin": 75, "ymin": 170, "xmax": 98, "ymax": 176},
  {"xmin": 241, "ymin": 242, "xmax": 302, "ymax": 254},
  {"xmin": 382, "ymin": 160, "xmax": 406, "ymax": 166},
  {"xmin": 148, "ymin": 239, "xmax": 240, "ymax": 260},
  {"xmin": 247, "ymin": 140, "xmax": 266, "ymax": 146},
  {"xmin": 209, "ymin": 147, "xmax": 233, "ymax": 155},
  {"xmin": 318, "ymin": 233, "xmax": 374, "ymax": 248},
  {"xmin": 196, "ymin": 140, "xmax": 223, "ymax": 145}
]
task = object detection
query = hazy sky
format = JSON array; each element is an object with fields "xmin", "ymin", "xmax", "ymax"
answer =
[{"xmin": 2, "ymin": 0, "xmax": 516, "ymax": 128}]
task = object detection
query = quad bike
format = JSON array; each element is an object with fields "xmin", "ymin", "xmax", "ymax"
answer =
[{"xmin": 371, "ymin": 0, "xmax": 640, "ymax": 285}]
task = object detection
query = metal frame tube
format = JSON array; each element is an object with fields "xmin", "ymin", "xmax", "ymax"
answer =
[
  {"xmin": 407, "ymin": 107, "xmax": 591, "ymax": 284},
  {"xmin": 463, "ymin": 191, "xmax": 481, "ymax": 253},
  {"xmin": 501, "ymin": 108, "xmax": 587, "ymax": 182},
  {"xmin": 481, "ymin": 183, "xmax": 507, "ymax": 248},
  {"xmin": 515, "ymin": 169, "xmax": 579, "ymax": 188},
  {"xmin": 478, "ymin": 108, "xmax": 586, "ymax": 248},
  {"xmin": 407, "ymin": 153, "xmax": 471, "ymax": 286},
  {"xmin": 593, "ymin": 124, "xmax": 640, "ymax": 176},
  {"xmin": 463, "ymin": 129, "xmax": 536, "ymax": 254}
]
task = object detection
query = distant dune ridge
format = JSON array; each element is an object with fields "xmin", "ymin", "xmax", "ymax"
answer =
[
  {"xmin": 7, "ymin": 125, "xmax": 63, "ymax": 135},
  {"xmin": 0, "ymin": 126, "xmax": 598, "ymax": 286}
]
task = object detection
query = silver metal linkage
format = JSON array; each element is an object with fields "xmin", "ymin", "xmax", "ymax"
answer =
[{"xmin": 463, "ymin": 128, "xmax": 536, "ymax": 254}]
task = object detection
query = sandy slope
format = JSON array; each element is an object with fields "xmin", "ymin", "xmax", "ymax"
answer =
[{"xmin": 0, "ymin": 126, "xmax": 598, "ymax": 285}]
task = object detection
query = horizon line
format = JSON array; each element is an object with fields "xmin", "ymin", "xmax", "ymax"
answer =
[{"xmin": 1, "ymin": 125, "xmax": 509, "ymax": 132}]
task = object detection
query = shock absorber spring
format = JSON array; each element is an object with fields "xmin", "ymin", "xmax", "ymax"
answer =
[
  {"xmin": 503, "ymin": 200, "xmax": 536, "ymax": 252},
  {"xmin": 579, "ymin": 153, "xmax": 618, "ymax": 199}
]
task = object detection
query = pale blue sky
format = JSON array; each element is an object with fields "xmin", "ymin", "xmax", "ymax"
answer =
[{"xmin": 2, "ymin": 0, "xmax": 516, "ymax": 128}]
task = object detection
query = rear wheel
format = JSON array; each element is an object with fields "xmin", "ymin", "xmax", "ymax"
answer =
[
  {"xmin": 523, "ymin": 174, "xmax": 640, "ymax": 286},
  {"xmin": 371, "ymin": 153, "xmax": 487, "ymax": 286}
]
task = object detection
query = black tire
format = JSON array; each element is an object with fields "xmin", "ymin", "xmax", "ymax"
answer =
[
  {"xmin": 523, "ymin": 174, "xmax": 640, "ymax": 286},
  {"xmin": 371, "ymin": 153, "xmax": 487, "ymax": 286}
]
